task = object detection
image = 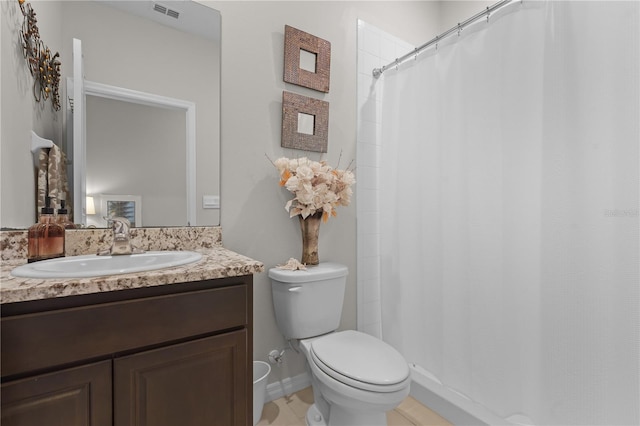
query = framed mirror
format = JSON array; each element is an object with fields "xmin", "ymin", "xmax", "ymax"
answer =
[
  {"xmin": 1, "ymin": 0, "xmax": 221, "ymax": 228},
  {"xmin": 67, "ymin": 0, "xmax": 220, "ymax": 227}
]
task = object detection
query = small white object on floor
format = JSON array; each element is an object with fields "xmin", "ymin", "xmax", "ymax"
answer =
[{"xmin": 276, "ymin": 258, "xmax": 307, "ymax": 270}]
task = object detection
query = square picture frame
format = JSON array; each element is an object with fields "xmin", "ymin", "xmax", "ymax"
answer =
[
  {"xmin": 281, "ymin": 91, "xmax": 329, "ymax": 153},
  {"xmin": 99, "ymin": 194, "xmax": 142, "ymax": 227},
  {"xmin": 283, "ymin": 25, "xmax": 331, "ymax": 93}
]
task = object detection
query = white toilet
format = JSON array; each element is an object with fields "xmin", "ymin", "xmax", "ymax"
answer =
[{"xmin": 269, "ymin": 262, "xmax": 410, "ymax": 426}]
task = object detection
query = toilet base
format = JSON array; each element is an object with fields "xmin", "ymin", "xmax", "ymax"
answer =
[{"xmin": 306, "ymin": 404, "xmax": 326, "ymax": 426}]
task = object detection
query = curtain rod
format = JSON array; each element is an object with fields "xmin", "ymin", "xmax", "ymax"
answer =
[{"xmin": 372, "ymin": 0, "xmax": 514, "ymax": 78}]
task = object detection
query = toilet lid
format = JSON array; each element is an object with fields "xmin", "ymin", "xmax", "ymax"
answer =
[{"xmin": 310, "ymin": 330, "xmax": 409, "ymax": 391}]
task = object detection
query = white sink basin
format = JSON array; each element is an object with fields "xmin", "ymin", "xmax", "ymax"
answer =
[{"xmin": 11, "ymin": 251, "xmax": 203, "ymax": 279}]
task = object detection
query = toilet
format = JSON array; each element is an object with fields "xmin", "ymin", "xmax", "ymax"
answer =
[{"xmin": 269, "ymin": 263, "xmax": 411, "ymax": 426}]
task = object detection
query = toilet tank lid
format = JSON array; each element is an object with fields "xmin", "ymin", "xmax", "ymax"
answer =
[{"xmin": 268, "ymin": 262, "xmax": 348, "ymax": 283}]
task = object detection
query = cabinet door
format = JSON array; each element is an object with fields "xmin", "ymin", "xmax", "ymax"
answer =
[
  {"xmin": 114, "ymin": 330, "xmax": 248, "ymax": 426},
  {"xmin": 1, "ymin": 360, "xmax": 112, "ymax": 426}
]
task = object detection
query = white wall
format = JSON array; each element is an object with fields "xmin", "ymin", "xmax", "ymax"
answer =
[
  {"xmin": 357, "ymin": 21, "xmax": 415, "ymax": 339},
  {"xmin": 439, "ymin": 1, "xmax": 494, "ymax": 33}
]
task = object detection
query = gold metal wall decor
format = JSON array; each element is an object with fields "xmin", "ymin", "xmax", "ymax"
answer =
[
  {"xmin": 284, "ymin": 25, "xmax": 331, "ymax": 93},
  {"xmin": 281, "ymin": 91, "xmax": 329, "ymax": 153},
  {"xmin": 18, "ymin": 0, "xmax": 61, "ymax": 111}
]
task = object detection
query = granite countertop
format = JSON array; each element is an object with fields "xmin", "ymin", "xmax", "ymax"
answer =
[{"xmin": 0, "ymin": 227, "xmax": 264, "ymax": 305}]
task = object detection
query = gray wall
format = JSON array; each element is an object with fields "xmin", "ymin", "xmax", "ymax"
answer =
[
  {"xmin": 85, "ymin": 97, "xmax": 186, "ymax": 227},
  {"xmin": 209, "ymin": 0, "xmax": 492, "ymax": 385},
  {"xmin": 1, "ymin": 0, "xmax": 63, "ymax": 228},
  {"xmin": 208, "ymin": 0, "xmax": 442, "ymax": 383}
]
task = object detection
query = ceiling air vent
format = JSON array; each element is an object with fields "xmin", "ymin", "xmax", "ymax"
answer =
[
  {"xmin": 166, "ymin": 8, "xmax": 180, "ymax": 19},
  {"xmin": 153, "ymin": 3, "xmax": 180, "ymax": 19}
]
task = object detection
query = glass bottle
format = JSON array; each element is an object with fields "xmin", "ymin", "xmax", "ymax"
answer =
[
  {"xmin": 27, "ymin": 199, "xmax": 65, "ymax": 263},
  {"xmin": 56, "ymin": 200, "xmax": 76, "ymax": 230}
]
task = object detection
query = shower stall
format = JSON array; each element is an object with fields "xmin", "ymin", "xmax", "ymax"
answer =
[{"xmin": 356, "ymin": 1, "xmax": 639, "ymax": 425}]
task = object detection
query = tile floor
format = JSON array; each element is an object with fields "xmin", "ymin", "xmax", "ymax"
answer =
[{"xmin": 256, "ymin": 387, "xmax": 453, "ymax": 426}]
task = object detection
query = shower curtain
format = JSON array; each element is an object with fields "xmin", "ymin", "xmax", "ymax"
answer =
[{"xmin": 378, "ymin": 1, "xmax": 639, "ymax": 425}]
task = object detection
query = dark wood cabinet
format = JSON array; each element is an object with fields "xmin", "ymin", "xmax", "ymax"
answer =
[
  {"xmin": 1, "ymin": 360, "xmax": 112, "ymax": 426},
  {"xmin": 114, "ymin": 331, "xmax": 247, "ymax": 426},
  {"xmin": 1, "ymin": 276, "xmax": 253, "ymax": 426}
]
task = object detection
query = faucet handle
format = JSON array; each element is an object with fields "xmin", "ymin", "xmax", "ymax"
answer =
[
  {"xmin": 110, "ymin": 217, "xmax": 131, "ymax": 236},
  {"xmin": 97, "ymin": 216, "xmax": 144, "ymax": 256}
]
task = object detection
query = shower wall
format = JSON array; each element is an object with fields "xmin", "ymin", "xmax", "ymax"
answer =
[
  {"xmin": 356, "ymin": 3, "xmax": 488, "ymax": 339},
  {"xmin": 356, "ymin": 20, "xmax": 413, "ymax": 338}
]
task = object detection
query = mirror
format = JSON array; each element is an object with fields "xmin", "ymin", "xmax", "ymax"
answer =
[
  {"xmin": 85, "ymin": 95, "xmax": 190, "ymax": 227},
  {"xmin": 71, "ymin": 75, "xmax": 198, "ymax": 228},
  {"xmin": 68, "ymin": 0, "xmax": 220, "ymax": 227},
  {"xmin": 4, "ymin": 0, "xmax": 220, "ymax": 228}
]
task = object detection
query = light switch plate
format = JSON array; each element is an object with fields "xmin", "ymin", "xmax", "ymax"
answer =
[{"xmin": 203, "ymin": 195, "xmax": 220, "ymax": 209}]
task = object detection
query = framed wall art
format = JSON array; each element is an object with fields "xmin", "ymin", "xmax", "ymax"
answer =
[
  {"xmin": 99, "ymin": 194, "xmax": 142, "ymax": 227},
  {"xmin": 283, "ymin": 25, "xmax": 331, "ymax": 93},
  {"xmin": 281, "ymin": 91, "xmax": 329, "ymax": 153}
]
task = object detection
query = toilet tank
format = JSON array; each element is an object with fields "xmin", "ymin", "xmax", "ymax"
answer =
[{"xmin": 269, "ymin": 262, "xmax": 348, "ymax": 340}]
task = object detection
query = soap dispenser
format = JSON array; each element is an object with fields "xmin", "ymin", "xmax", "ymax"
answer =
[
  {"xmin": 56, "ymin": 200, "xmax": 76, "ymax": 230},
  {"xmin": 28, "ymin": 197, "xmax": 65, "ymax": 263}
]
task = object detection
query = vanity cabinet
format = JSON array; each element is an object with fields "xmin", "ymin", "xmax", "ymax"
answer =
[
  {"xmin": 1, "ymin": 360, "xmax": 112, "ymax": 425},
  {"xmin": 1, "ymin": 276, "xmax": 253, "ymax": 426}
]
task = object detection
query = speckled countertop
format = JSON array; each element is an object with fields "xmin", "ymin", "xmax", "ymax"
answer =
[{"xmin": 0, "ymin": 227, "xmax": 264, "ymax": 304}]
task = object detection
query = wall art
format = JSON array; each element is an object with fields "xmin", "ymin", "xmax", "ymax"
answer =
[
  {"xmin": 19, "ymin": 0, "xmax": 61, "ymax": 110},
  {"xmin": 281, "ymin": 91, "xmax": 329, "ymax": 153},
  {"xmin": 283, "ymin": 25, "xmax": 330, "ymax": 93}
]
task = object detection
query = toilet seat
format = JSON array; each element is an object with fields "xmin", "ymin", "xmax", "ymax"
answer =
[{"xmin": 309, "ymin": 330, "xmax": 410, "ymax": 393}]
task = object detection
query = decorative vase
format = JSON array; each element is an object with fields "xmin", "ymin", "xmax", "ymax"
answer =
[{"xmin": 299, "ymin": 211, "xmax": 322, "ymax": 265}]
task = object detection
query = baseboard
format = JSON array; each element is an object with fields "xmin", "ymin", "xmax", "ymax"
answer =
[{"xmin": 265, "ymin": 372, "xmax": 311, "ymax": 402}]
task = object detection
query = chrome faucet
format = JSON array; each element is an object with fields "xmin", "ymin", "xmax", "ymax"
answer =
[{"xmin": 97, "ymin": 217, "xmax": 145, "ymax": 256}]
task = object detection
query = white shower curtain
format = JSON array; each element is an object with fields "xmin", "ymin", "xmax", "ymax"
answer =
[{"xmin": 378, "ymin": 1, "xmax": 639, "ymax": 425}]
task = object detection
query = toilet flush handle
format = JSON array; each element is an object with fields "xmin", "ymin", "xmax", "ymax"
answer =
[{"xmin": 288, "ymin": 286, "xmax": 302, "ymax": 292}]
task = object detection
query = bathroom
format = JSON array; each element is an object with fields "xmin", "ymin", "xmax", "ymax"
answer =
[{"xmin": 1, "ymin": 1, "xmax": 638, "ymax": 425}]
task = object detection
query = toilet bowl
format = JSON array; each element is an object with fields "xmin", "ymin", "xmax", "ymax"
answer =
[
  {"xmin": 269, "ymin": 263, "xmax": 411, "ymax": 425},
  {"xmin": 300, "ymin": 330, "xmax": 411, "ymax": 426}
]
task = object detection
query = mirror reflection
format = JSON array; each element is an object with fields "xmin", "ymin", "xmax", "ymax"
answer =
[
  {"xmin": 85, "ymin": 96, "xmax": 187, "ymax": 228},
  {"xmin": 66, "ymin": 0, "xmax": 220, "ymax": 227},
  {"xmin": 297, "ymin": 113, "xmax": 315, "ymax": 136}
]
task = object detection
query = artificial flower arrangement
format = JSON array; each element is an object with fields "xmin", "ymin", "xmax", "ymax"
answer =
[{"xmin": 274, "ymin": 156, "xmax": 356, "ymax": 222}]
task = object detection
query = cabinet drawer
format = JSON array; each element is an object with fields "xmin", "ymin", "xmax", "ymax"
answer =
[{"xmin": 1, "ymin": 284, "xmax": 247, "ymax": 378}]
